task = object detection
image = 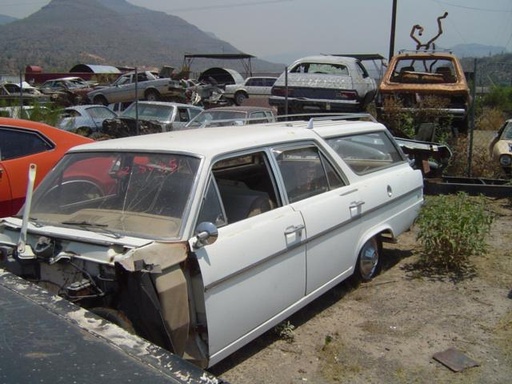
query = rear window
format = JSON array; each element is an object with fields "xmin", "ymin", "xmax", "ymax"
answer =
[{"xmin": 325, "ymin": 132, "xmax": 404, "ymax": 174}]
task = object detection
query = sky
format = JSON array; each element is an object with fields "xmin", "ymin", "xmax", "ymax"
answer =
[{"xmin": 0, "ymin": 0, "xmax": 511, "ymax": 62}]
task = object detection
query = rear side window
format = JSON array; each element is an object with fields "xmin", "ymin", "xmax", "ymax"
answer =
[
  {"xmin": 325, "ymin": 131, "xmax": 404, "ymax": 174},
  {"xmin": 0, "ymin": 128, "xmax": 53, "ymax": 161},
  {"xmin": 274, "ymin": 146, "xmax": 345, "ymax": 203}
]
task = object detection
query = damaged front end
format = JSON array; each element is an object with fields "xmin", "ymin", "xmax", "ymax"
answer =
[
  {"xmin": 0, "ymin": 218, "xmax": 208, "ymax": 366},
  {"xmin": 0, "ymin": 150, "xmax": 211, "ymax": 367}
]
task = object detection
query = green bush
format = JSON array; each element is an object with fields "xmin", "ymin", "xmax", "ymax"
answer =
[
  {"xmin": 482, "ymin": 86, "xmax": 512, "ymax": 112},
  {"xmin": 416, "ymin": 193, "xmax": 494, "ymax": 276}
]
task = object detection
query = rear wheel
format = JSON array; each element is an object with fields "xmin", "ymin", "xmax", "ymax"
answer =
[
  {"xmin": 93, "ymin": 95, "xmax": 108, "ymax": 106},
  {"xmin": 355, "ymin": 237, "xmax": 381, "ymax": 281},
  {"xmin": 145, "ymin": 90, "xmax": 160, "ymax": 102}
]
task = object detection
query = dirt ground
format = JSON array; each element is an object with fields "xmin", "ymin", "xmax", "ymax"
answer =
[{"xmin": 209, "ymin": 197, "xmax": 512, "ymax": 384}]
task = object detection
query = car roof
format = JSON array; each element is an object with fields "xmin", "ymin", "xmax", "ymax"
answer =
[
  {"xmin": 198, "ymin": 106, "xmax": 274, "ymax": 113},
  {"xmin": 68, "ymin": 118, "xmax": 385, "ymax": 157},
  {"xmin": 392, "ymin": 51, "xmax": 459, "ymax": 60},
  {"xmin": 64, "ymin": 104, "xmax": 109, "ymax": 112},
  {"xmin": 290, "ymin": 55, "xmax": 359, "ymax": 65},
  {"xmin": 125, "ymin": 101, "xmax": 200, "ymax": 108}
]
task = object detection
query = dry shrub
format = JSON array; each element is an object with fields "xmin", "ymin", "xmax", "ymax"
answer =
[
  {"xmin": 476, "ymin": 107, "xmax": 506, "ymax": 131},
  {"xmin": 379, "ymin": 96, "xmax": 452, "ymax": 141},
  {"xmin": 446, "ymin": 134, "xmax": 504, "ymax": 178}
]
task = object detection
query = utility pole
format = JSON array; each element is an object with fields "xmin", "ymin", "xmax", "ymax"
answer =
[{"xmin": 389, "ymin": 0, "xmax": 398, "ymax": 61}]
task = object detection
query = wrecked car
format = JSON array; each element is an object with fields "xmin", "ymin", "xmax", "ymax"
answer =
[
  {"xmin": 101, "ymin": 101, "xmax": 203, "ymax": 138},
  {"xmin": 269, "ymin": 55, "xmax": 377, "ymax": 115},
  {"xmin": 87, "ymin": 71, "xmax": 186, "ymax": 106},
  {"xmin": 223, "ymin": 76, "xmax": 277, "ymax": 106},
  {"xmin": 185, "ymin": 106, "xmax": 275, "ymax": 128},
  {"xmin": 489, "ymin": 118, "xmax": 512, "ymax": 177},
  {"xmin": 376, "ymin": 51, "xmax": 470, "ymax": 133},
  {"xmin": 39, "ymin": 77, "xmax": 95, "ymax": 106},
  {"xmin": 0, "ymin": 118, "xmax": 423, "ymax": 368}
]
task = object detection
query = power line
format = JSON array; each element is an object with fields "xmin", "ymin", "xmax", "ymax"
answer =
[{"xmin": 432, "ymin": 0, "xmax": 512, "ymax": 13}]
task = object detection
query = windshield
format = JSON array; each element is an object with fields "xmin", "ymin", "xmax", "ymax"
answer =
[
  {"xmin": 187, "ymin": 110, "xmax": 248, "ymax": 127},
  {"xmin": 390, "ymin": 58, "xmax": 458, "ymax": 84},
  {"xmin": 121, "ymin": 103, "xmax": 174, "ymax": 121},
  {"xmin": 27, "ymin": 152, "xmax": 200, "ymax": 239}
]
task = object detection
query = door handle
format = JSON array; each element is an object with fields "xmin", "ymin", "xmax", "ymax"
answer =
[
  {"xmin": 349, "ymin": 201, "xmax": 365, "ymax": 209},
  {"xmin": 284, "ymin": 224, "xmax": 305, "ymax": 235}
]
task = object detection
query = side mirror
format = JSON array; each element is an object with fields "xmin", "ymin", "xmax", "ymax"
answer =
[{"xmin": 193, "ymin": 222, "xmax": 218, "ymax": 249}]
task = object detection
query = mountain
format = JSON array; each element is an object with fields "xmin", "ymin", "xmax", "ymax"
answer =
[
  {"xmin": 451, "ymin": 43, "xmax": 508, "ymax": 58},
  {"xmin": 0, "ymin": 0, "xmax": 283, "ymax": 75},
  {"xmin": 0, "ymin": 14, "xmax": 17, "ymax": 25}
]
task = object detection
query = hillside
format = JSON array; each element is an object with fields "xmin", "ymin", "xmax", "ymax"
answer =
[
  {"xmin": 0, "ymin": 0, "xmax": 283, "ymax": 75},
  {"xmin": 0, "ymin": 14, "xmax": 17, "ymax": 25}
]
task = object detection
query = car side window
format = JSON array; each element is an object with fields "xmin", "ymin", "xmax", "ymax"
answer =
[
  {"xmin": 0, "ymin": 128, "xmax": 53, "ymax": 161},
  {"xmin": 177, "ymin": 107, "xmax": 191, "ymax": 122},
  {"xmin": 197, "ymin": 151, "xmax": 279, "ymax": 226},
  {"xmin": 274, "ymin": 146, "xmax": 345, "ymax": 203},
  {"xmin": 325, "ymin": 131, "xmax": 404, "ymax": 174},
  {"xmin": 196, "ymin": 178, "xmax": 227, "ymax": 227},
  {"xmin": 249, "ymin": 111, "xmax": 268, "ymax": 124}
]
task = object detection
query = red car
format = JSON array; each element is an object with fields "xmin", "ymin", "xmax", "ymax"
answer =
[{"xmin": 0, "ymin": 118, "xmax": 93, "ymax": 217}]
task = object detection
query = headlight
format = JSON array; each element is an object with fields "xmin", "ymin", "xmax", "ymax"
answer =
[{"xmin": 499, "ymin": 154, "xmax": 512, "ymax": 167}]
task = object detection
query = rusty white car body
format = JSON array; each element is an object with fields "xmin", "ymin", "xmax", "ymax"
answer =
[
  {"xmin": 489, "ymin": 119, "xmax": 512, "ymax": 177},
  {"xmin": 269, "ymin": 55, "xmax": 377, "ymax": 115},
  {"xmin": 0, "ymin": 116, "xmax": 423, "ymax": 368}
]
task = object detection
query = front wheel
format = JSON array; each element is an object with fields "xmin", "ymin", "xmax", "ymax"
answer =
[
  {"xmin": 355, "ymin": 237, "xmax": 381, "ymax": 281},
  {"xmin": 234, "ymin": 91, "xmax": 247, "ymax": 106}
]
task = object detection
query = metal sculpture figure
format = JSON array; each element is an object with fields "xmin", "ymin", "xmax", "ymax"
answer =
[{"xmin": 410, "ymin": 12, "xmax": 448, "ymax": 51}]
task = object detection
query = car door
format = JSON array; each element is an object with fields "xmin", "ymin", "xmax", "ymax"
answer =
[
  {"xmin": 192, "ymin": 150, "xmax": 306, "ymax": 364},
  {"xmin": 109, "ymin": 74, "xmax": 135, "ymax": 103},
  {"xmin": 323, "ymin": 130, "xmax": 423, "ymax": 240},
  {"xmin": 273, "ymin": 144, "xmax": 363, "ymax": 295},
  {"xmin": 0, "ymin": 127, "xmax": 55, "ymax": 217},
  {"xmin": 0, "ymin": 158, "xmax": 13, "ymax": 217}
]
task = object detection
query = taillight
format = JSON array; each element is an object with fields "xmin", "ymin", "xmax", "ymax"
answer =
[
  {"xmin": 335, "ymin": 90, "xmax": 358, "ymax": 100},
  {"xmin": 272, "ymin": 86, "xmax": 293, "ymax": 97}
]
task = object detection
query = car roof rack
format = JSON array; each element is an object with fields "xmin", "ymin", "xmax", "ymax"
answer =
[
  {"xmin": 276, "ymin": 112, "xmax": 376, "ymax": 128},
  {"xmin": 397, "ymin": 49, "xmax": 453, "ymax": 55}
]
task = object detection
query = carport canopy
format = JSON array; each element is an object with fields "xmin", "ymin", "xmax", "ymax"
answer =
[{"xmin": 183, "ymin": 53, "xmax": 255, "ymax": 77}]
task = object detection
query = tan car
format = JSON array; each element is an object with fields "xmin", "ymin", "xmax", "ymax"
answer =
[
  {"xmin": 377, "ymin": 51, "xmax": 470, "ymax": 133},
  {"xmin": 489, "ymin": 119, "xmax": 512, "ymax": 177}
]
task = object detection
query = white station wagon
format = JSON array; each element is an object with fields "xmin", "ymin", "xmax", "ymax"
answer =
[{"xmin": 0, "ymin": 116, "xmax": 423, "ymax": 368}]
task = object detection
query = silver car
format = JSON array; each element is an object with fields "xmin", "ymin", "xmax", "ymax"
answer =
[
  {"xmin": 58, "ymin": 105, "xmax": 118, "ymax": 134},
  {"xmin": 102, "ymin": 101, "xmax": 203, "ymax": 137}
]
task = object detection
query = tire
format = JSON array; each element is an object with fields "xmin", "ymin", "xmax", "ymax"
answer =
[
  {"xmin": 93, "ymin": 95, "xmax": 108, "ymax": 106},
  {"xmin": 90, "ymin": 307, "xmax": 136, "ymax": 334},
  {"xmin": 234, "ymin": 91, "xmax": 247, "ymax": 106},
  {"xmin": 145, "ymin": 90, "xmax": 160, "ymax": 102},
  {"xmin": 355, "ymin": 237, "xmax": 381, "ymax": 282},
  {"xmin": 74, "ymin": 126, "xmax": 92, "ymax": 137}
]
